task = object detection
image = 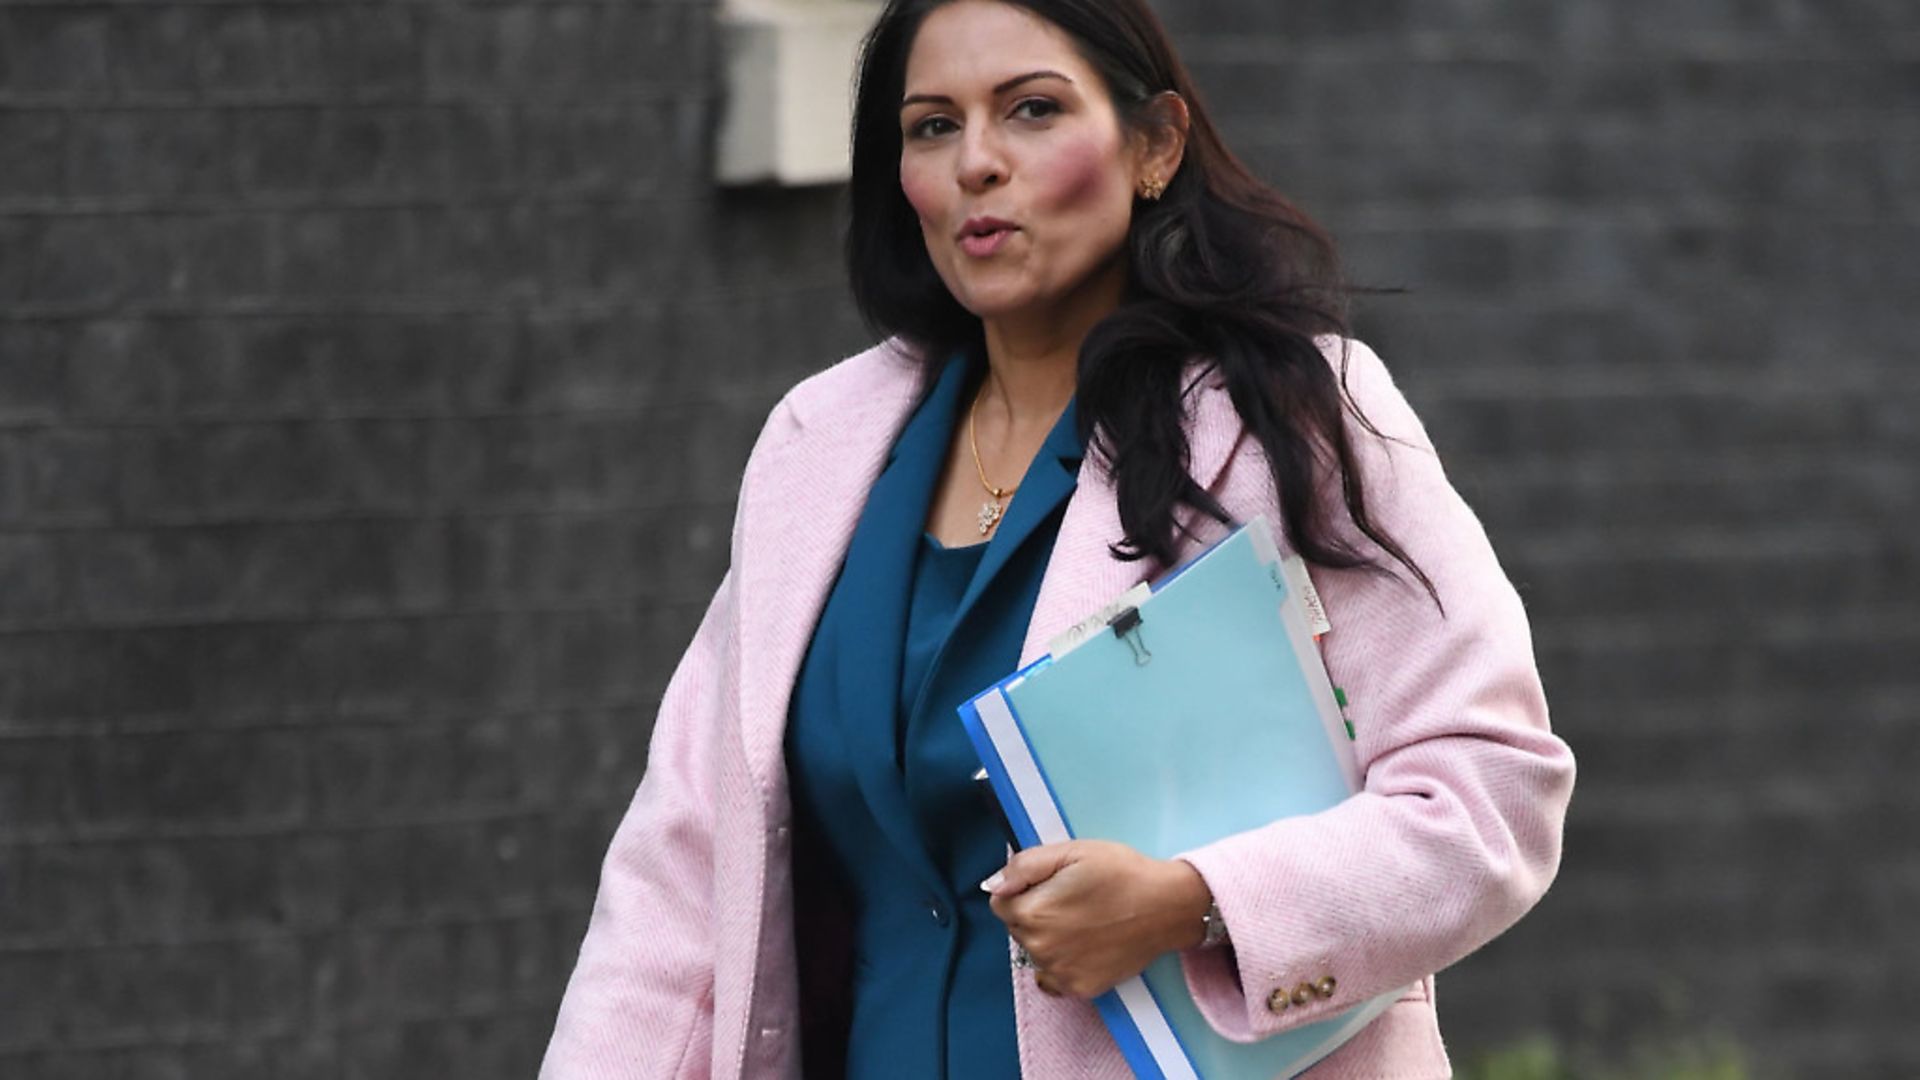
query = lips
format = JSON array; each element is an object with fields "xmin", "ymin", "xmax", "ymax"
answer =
[{"xmin": 958, "ymin": 216, "xmax": 1018, "ymax": 258}]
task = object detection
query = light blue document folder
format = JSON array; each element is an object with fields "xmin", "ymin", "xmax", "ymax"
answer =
[{"xmin": 958, "ymin": 518, "xmax": 1401, "ymax": 1079}]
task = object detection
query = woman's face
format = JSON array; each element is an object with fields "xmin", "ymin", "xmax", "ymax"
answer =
[{"xmin": 897, "ymin": 1, "xmax": 1148, "ymax": 324}]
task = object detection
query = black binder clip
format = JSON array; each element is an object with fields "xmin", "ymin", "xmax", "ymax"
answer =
[{"xmin": 1109, "ymin": 606, "xmax": 1152, "ymax": 666}]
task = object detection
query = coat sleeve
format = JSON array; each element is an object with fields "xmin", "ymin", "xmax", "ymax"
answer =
[
  {"xmin": 540, "ymin": 568, "xmax": 735, "ymax": 1077},
  {"xmin": 1172, "ymin": 338, "xmax": 1577, "ymax": 1041}
]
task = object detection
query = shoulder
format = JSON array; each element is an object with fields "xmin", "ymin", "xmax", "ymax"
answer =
[
  {"xmin": 1195, "ymin": 334, "xmax": 1442, "ymax": 550},
  {"xmin": 746, "ymin": 336, "xmax": 926, "ymax": 463},
  {"xmin": 1314, "ymin": 335, "xmax": 1434, "ymax": 452},
  {"xmin": 1191, "ymin": 334, "xmax": 1413, "ymax": 432},
  {"xmin": 1195, "ymin": 333, "xmax": 1429, "ymax": 473}
]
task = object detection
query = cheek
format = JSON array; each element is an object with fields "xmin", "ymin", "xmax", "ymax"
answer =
[
  {"xmin": 899, "ymin": 160, "xmax": 945, "ymax": 230},
  {"xmin": 1032, "ymin": 135, "xmax": 1126, "ymax": 213}
]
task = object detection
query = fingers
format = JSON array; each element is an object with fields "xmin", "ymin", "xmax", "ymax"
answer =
[
  {"xmin": 1023, "ymin": 957, "xmax": 1110, "ymax": 1000},
  {"xmin": 1033, "ymin": 968, "xmax": 1064, "ymax": 998},
  {"xmin": 1011, "ymin": 929, "xmax": 1101, "ymax": 1001},
  {"xmin": 982, "ymin": 842, "xmax": 1076, "ymax": 897}
]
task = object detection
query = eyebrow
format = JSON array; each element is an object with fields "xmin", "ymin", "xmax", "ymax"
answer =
[{"xmin": 900, "ymin": 69, "xmax": 1074, "ymax": 110}]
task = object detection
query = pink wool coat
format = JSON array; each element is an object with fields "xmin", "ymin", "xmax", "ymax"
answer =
[{"xmin": 542, "ymin": 336, "xmax": 1576, "ymax": 1079}]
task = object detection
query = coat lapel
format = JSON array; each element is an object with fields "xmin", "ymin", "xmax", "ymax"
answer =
[
  {"xmin": 735, "ymin": 343, "xmax": 927, "ymax": 798},
  {"xmin": 1019, "ymin": 368, "xmax": 1246, "ymax": 666},
  {"xmin": 819, "ymin": 357, "xmax": 970, "ymax": 883}
]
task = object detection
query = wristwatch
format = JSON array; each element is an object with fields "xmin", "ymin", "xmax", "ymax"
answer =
[{"xmin": 1200, "ymin": 899, "xmax": 1230, "ymax": 949}]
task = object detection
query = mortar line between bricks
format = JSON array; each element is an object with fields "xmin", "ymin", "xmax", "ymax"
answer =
[
  {"xmin": 1450, "ymin": 445, "xmax": 1920, "ymax": 477},
  {"xmin": 0, "ymin": 86, "xmax": 723, "ymax": 110},
  {"xmin": 1477, "ymin": 946, "xmax": 1910, "ymax": 989},
  {"xmin": 0, "ymin": 501, "xmax": 734, "ymax": 532},
  {"xmin": 0, "ymin": 189, "xmax": 725, "ymax": 217},
  {"xmin": 0, "ymin": 507, "xmax": 739, "ymax": 538},
  {"xmin": 0, "ymin": 273, "xmax": 838, "ymax": 302},
  {"xmin": 1408, "ymin": 360, "xmax": 1920, "ymax": 389},
  {"xmin": 0, "ymin": 801, "xmax": 598, "ymax": 846},
  {"xmin": 1533, "ymin": 608, "xmax": 1920, "ymax": 645},
  {"xmin": 1510, "ymin": 525, "xmax": 1889, "ymax": 562},
  {"xmin": 1580, "ymin": 794, "xmax": 1920, "ymax": 830},
  {"xmin": 0, "ymin": 1001, "xmax": 568, "ymax": 1059},
  {"xmin": 0, "ymin": 274, "xmax": 849, "ymax": 320},
  {"xmin": 0, "ymin": 703, "xmax": 683, "ymax": 734},
  {"xmin": 1338, "ymin": 203, "xmax": 1920, "ymax": 231},
  {"xmin": 1176, "ymin": 35, "xmax": 1920, "ymax": 63},
  {"xmin": 1225, "ymin": 110, "xmax": 1920, "ymax": 137},
  {"xmin": 1403, "ymin": 373, "xmax": 1920, "ymax": 401},
  {"xmin": 0, "ymin": 395, "xmax": 777, "ymax": 431},
  {"xmin": 0, "ymin": 690, "xmax": 688, "ymax": 732},
  {"xmin": 1565, "ymin": 786, "xmax": 1917, "ymax": 828},
  {"xmin": 1237, "ymin": 125, "xmax": 1920, "ymax": 149},
  {"xmin": 1548, "ymin": 689, "xmax": 1919, "ymax": 732},
  {"xmin": 0, "ymin": 898, "xmax": 561, "ymax": 954},
  {"xmin": 0, "ymin": 693, "xmax": 673, "ymax": 738},
  {"xmin": 0, "ymin": 0, "xmax": 708, "ymax": 6},
  {"xmin": 0, "ymin": 592, "xmax": 720, "ymax": 634}
]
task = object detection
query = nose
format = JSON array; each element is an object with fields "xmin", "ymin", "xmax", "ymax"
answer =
[{"xmin": 956, "ymin": 122, "xmax": 1008, "ymax": 193}]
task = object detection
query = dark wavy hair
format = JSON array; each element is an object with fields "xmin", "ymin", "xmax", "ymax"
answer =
[{"xmin": 845, "ymin": 0, "xmax": 1432, "ymax": 598}]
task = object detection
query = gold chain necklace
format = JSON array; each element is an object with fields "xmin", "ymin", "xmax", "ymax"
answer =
[{"xmin": 968, "ymin": 393, "xmax": 1018, "ymax": 537}]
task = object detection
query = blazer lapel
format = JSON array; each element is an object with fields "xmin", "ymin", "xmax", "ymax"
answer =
[{"xmin": 819, "ymin": 357, "xmax": 970, "ymax": 883}]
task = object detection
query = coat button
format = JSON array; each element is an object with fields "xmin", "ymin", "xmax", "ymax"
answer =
[
  {"xmin": 928, "ymin": 900, "xmax": 950, "ymax": 927},
  {"xmin": 1291, "ymin": 982, "xmax": 1315, "ymax": 1007},
  {"xmin": 1314, "ymin": 974, "xmax": 1337, "ymax": 999},
  {"xmin": 1266, "ymin": 987, "xmax": 1290, "ymax": 1014}
]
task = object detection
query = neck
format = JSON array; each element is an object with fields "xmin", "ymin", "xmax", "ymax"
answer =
[{"xmin": 975, "ymin": 257, "xmax": 1127, "ymax": 428}]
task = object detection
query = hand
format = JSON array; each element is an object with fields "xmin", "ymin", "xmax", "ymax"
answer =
[{"xmin": 983, "ymin": 840, "xmax": 1213, "ymax": 999}]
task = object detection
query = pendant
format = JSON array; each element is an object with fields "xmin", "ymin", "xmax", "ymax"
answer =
[{"xmin": 977, "ymin": 499, "xmax": 1005, "ymax": 536}]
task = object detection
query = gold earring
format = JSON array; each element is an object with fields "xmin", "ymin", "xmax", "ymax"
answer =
[{"xmin": 1138, "ymin": 176, "xmax": 1166, "ymax": 201}]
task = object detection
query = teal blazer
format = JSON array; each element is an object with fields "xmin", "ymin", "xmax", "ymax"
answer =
[{"xmin": 784, "ymin": 352, "xmax": 1083, "ymax": 1077}]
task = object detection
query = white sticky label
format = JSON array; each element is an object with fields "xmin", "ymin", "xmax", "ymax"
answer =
[{"xmin": 1282, "ymin": 555, "xmax": 1332, "ymax": 637}]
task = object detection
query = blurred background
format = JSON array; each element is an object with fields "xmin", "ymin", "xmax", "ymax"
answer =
[{"xmin": 1, "ymin": 0, "xmax": 1915, "ymax": 1076}]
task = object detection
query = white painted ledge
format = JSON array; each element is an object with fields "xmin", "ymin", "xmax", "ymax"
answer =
[{"xmin": 716, "ymin": 0, "xmax": 881, "ymax": 186}]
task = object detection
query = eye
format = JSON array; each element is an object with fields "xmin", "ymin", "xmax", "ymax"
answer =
[
  {"xmin": 907, "ymin": 115, "xmax": 958, "ymax": 140},
  {"xmin": 1010, "ymin": 97, "xmax": 1061, "ymax": 121}
]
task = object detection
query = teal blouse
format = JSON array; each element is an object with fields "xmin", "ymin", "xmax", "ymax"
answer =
[{"xmin": 783, "ymin": 351, "xmax": 1083, "ymax": 1078}]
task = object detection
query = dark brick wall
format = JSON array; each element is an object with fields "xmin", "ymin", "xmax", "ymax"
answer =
[
  {"xmin": 0, "ymin": 0, "xmax": 866, "ymax": 1075},
  {"xmin": 1150, "ymin": 1, "xmax": 1920, "ymax": 1074},
  {"xmin": 0, "ymin": 0, "xmax": 1913, "ymax": 1076}
]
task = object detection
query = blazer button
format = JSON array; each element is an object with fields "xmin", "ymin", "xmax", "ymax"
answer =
[
  {"xmin": 1265, "ymin": 987, "xmax": 1290, "ymax": 1014},
  {"xmin": 928, "ymin": 900, "xmax": 951, "ymax": 927},
  {"xmin": 1290, "ymin": 982, "xmax": 1315, "ymax": 1007},
  {"xmin": 1314, "ymin": 974, "xmax": 1337, "ymax": 999}
]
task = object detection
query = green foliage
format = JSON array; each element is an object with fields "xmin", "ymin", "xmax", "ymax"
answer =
[
  {"xmin": 1457, "ymin": 1034, "xmax": 1751, "ymax": 1080},
  {"xmin": 1459, "ymin": 1036, "xmax": 1566, "ymax": 1080}
]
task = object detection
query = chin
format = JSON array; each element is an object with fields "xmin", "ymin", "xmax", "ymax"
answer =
[
  {"xmin": 947, "ymin": 280, "xmax": 1045, "ymax": 321},
  {"xmin": 955, "ymin": 296, "xmax": 1029, "ymax": 321}
]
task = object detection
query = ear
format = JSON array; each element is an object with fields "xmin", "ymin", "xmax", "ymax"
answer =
[{"xmin": 1131, "ymin": 91, "xmax": 1191, "ymax": 195}]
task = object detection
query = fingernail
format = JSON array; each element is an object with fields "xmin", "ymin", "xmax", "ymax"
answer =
[{"xmin": 981, "ymin": 871, "xmax": 1005, "ymax": 893}]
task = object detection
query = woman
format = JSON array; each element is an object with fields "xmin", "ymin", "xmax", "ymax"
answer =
[{"xmin": 542, "ymin": 0, "xmax": 1575, "ymax": 1076}]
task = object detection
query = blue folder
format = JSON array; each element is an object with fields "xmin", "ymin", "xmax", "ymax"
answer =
[{"xmin": 958, "ymin": 518, "xmax": 1402, "ymax": 1079}]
